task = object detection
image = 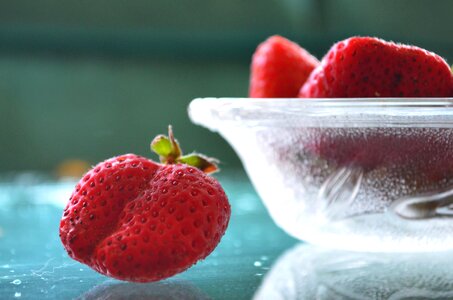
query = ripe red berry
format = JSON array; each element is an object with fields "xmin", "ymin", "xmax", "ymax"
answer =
[
  {"xmin": 299, "ymin": 37, "xmax": 453, "ymax": 177},
  {"xmin": 299, "ymin": 36, "xmax": 453, "ymax": 98},
  {"xmin": 250, "ymin": 35, "xmax": 319, "ymax": 98},
  {"xmin": 59, "ymin": 128, "xmax": 230, "ymax": 282}
]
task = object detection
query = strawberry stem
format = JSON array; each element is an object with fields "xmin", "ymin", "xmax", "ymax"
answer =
[
  {"xmin": 150, "ymin": 125, "xmax": 219, "ymax": 174},
  {"xmin": 167, "ymin": 125, "xmax": 182, "ymax": 161}
]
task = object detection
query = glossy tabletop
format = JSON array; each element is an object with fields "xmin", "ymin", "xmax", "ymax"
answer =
[
  {"xmin": 2, "ymin": 171, "xmax": 453, "ymax": 300},
  {"xmin": 0, "ymin": 171, "xmax": 296, "ymax": 300}
]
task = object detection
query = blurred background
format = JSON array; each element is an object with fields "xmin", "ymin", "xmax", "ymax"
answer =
[{"xmin": 1, "ymin": 0, "xmax": 453, "ymax": 175}]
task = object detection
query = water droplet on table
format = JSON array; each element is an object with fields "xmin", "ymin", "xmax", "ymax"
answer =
[{"xmin": 11, "ymin": 279, "xmax": 21, "ymax": 285}]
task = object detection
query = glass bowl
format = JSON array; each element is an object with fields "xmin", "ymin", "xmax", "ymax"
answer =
[{"xmin": 189, "ymin": 97, "xmax": 453, "ymax": 252}]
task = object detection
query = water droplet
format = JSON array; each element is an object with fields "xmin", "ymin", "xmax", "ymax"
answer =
[
  {"xmin": 11, "ymin": 279, "xmax": 21, "ymax": 285},
  {"xmin": 14, "ymin": 292, "xmax": 21, "ymax": 297},
  {"xmin": 254, "ymin": 261, "xmax": 262, "ymax": 267},
  {"xmin": 260, "ymin": 255, "xmax": 269, "ymax": 261}
]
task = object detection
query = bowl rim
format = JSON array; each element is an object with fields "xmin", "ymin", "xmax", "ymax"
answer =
[
  {"xmin": 191, "ymin": 97, "xmax": 453, "ymax": 108},
  {"xmin": 188, "ymin": 97, "xmax": 453, "ymax": 129}
]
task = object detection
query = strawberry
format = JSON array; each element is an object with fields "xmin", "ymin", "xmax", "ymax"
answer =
[
  {"xmin": 299, "ymin": 37, "xmax": 453, "ymax": 179},
  {"xmin": 59, "ymin": 127, "xmax": 231, "ymax": 282},
  {"xmin": 306, "ymin": 128, "xmax": 430, "ymax": 171},
  {"xmin": 299, "ymin": 36, "xmax": 453, "ymax": 98},
  {"xmin": 249, "ymin": 35, "xmax": 319, "ymax": 98}
]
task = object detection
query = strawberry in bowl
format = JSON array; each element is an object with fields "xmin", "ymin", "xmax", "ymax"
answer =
[
  {"xmin": 299, "ymin": 36, "xmax": 453, "ymax": 98},
  {"xmin": 298, "ymin": 37, "xmax": 453, "ymax": 179},
  {"xmin": 249, "ymin": 35, "xmax": 319, "ymax": 98}
]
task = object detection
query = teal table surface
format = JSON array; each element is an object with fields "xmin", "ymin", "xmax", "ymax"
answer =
[
  {"xmin": 4, "ymin": 171, "xmax": 453, "ymax": 300},
  {"xmin": 0, "ymin": 171, "xmax": 297, "ymax": 300}
]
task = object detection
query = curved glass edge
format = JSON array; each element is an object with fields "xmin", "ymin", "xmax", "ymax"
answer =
[
  {"xmin": 188, "ymin": 97, "xmax": 453, "ymax": 130},
  {"xmin": 192, "ymin": 97, "xmax": 453, "ymax": 107}
]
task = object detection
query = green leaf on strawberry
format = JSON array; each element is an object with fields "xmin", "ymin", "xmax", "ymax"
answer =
[{"xmin": 151, "ymin": 126, "xmax": 218, "ymax": 173}]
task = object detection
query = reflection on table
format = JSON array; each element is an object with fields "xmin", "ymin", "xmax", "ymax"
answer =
[
  {"xmin": 255, "ymin": 243, "xmax": 453, "ymax": 300},
  {"xmin": 78, "ymin": 280, "xmax": 210, "ymax": 300}
]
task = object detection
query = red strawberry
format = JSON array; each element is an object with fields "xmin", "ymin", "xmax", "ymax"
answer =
[
  {"xmin": 306, "ymin": 128, "xmax": 431, "ymax": 171},
  {"xmin": 299, "ymin": 36, "xmax": 453, "ymax": 98},
  {"xmin": 249, "ymin": 35, "xmax": 319, "ymax": 98},
  {"xmin": 59, "ymin": 127, "xmax": 230, "ymax": 282},
  {"xmin": 305, "ymin": 127, "xmax": 453, "ymax": 189}
]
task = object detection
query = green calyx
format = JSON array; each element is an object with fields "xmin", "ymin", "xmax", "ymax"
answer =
[{"xmin": 151, "ymin": 125, "xmax": 219, "ymax": 174}]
